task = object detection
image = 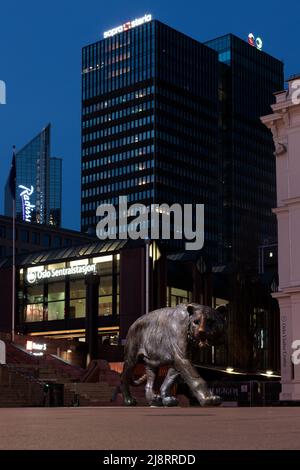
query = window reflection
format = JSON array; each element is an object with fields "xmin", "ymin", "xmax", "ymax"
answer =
[
  {"xmin": 24, "ymin": 304, "xmax": 44, "ymax": 322},
  {"xmin": 99, "ymin": 276, "xmax": 113, "ymax": 316},
  {"xmin": 47, "ymin": 282, "xmax": 65, "ymax": 320},
  {"xmin": 70, "ymin": 280, "xmax": 86, "ymax": 318}
]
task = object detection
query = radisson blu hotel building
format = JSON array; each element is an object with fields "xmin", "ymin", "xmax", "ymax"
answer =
[{"xmin": 4, "ymin": 124, "xmax": 62, "ymax": 227}]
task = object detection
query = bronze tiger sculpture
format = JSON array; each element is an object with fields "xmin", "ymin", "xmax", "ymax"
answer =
[{"xmin": 121, "ymin": 303, "xmax": 224, "ymax": 407}]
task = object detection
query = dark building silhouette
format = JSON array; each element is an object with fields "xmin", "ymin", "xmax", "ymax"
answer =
[
  {"xmin": 81, "ymin": 19, "xmax": 219, "ymax": 260},
  {"xmin": 205, "ymin": 34, "xmax": 283, "ymax": 265},
  {"xmin": 0, "ymin": 214, "xmax": 96, "ymax": 259}
]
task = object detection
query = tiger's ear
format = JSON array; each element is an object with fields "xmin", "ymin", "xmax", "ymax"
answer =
[{"xmin": 187, "ymin": 304, "xmax": 194, "ymax": 316}]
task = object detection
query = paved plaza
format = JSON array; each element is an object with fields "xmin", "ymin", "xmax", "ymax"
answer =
[{"xmin": 0, "ymin": 406, "xmax": 299, "ymax": 450}]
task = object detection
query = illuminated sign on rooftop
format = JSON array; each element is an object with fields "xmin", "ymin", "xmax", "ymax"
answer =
[
  {"xmin": 248, "ymin": 33, "xmax": 263, "ymax": 50},
  {"xmin": 19, "ymin": 185, "xmax": 35, "ymax": 223},
  {"xmin": 104, "ymin": 14, "xmax": 152, "ymax": 39}
]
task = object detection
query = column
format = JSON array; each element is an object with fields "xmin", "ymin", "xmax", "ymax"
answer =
[{"xmin": 85, "ymin": 274, "xmax": 100, "ymax": 366}]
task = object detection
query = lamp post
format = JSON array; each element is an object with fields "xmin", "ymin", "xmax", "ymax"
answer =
[{"xmin": 145, "ymin": 238, "xmax": 150, "ymax": 314}]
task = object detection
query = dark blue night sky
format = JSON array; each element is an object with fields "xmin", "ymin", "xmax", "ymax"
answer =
[{"xmin": 0, "ymin": 0, "xmax": 298, "ymax": 230}]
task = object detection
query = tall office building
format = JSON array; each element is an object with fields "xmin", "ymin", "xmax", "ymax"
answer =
[
  {"xmin": 81, "ymin": 16, "xmax": 219, "ymax": 260},
  {"xmin": 205, "ymin": 34, "xmax": 284, "ymax": 265},
  {"xmin": 4, "ymin": 124, "xmax": 62, "ymax": 227},
  {"xmin": 81, "ymin": 16, "xmax": 284, "ymax": 265}
]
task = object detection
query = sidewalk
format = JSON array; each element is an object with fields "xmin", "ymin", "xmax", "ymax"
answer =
[{"xmin": 0, "ymin": 407, "xmax": 299, "ymax": 450}]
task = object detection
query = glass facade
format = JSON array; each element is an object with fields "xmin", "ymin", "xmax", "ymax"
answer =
[
  {"xmin": 205, "ymin": 34, "xmax": 284, "ymax": 265},
  {"xmin": 154, "ymin": 22, "xmax": 219, "ymax": 257},
  {"xmin": 81, "ymin": 21, "xmax": 283, "ymax": 265},
  {"xmin": 4, "ymin": 124, "xmax": 62, "ymax": 227},
  {"xmin": 18, "ymin": 254, "xmax": 120, "ymax": 324},
  {"xmin": 81, "ymin": 19, "xmax": 219, "ymax": 260},
  {"xmin": 49, "ymin": 157, "xmax": 62, "ymax": 226},
  {"xmin": 166, "ymin": 287, "xmax": 192, "ymax": 308},
  {"xmin": 81, "ymin": 18, "xmax": 156, "ymax": 235}
]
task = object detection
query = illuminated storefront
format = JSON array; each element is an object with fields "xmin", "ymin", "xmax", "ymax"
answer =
[
  {"xmin": 20, "ymin": 255, "xmax": 119, "ymax": 323},
  {"xmin": 16, "ymin": 244, "xmax": 122, "ymax": 345}
]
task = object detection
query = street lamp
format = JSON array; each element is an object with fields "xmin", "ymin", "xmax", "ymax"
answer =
[{"xmin": 145, "ymin": 238, "xmax": 150, "ymax": 314}]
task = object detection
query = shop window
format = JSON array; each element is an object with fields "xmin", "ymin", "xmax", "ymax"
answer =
[
  {"xmin": 99, "ymin": 296, "xmax": 113, "ymax": 316},
  {"xmin": 48, "ymin": 282, "xmax": 65, "ymax": 301},
  {"xmin": 99, "ymin": 275, "xmax": 113, "ymax": 316},
  {"xmin": 99, "ymin": 276, "xmax": 112, "ymax": 296},
  {"xmin": 167, "ymin": 287, "xmax": 192, "ymax": 308},
  {"xmin": 70, "ymin": 279, "xmax": 86, "ymax": 318},
  {"xmin": 93, "ymin": 255, "xmax": 113, "ymax": 276},
  {"xmin": 27, "ymin": 284, "xmax": 44, "ymax": 304},
  {"xmin": 47, "ymin": 282, "xmax": 65, "ymax": 321},
  {"xmin": 48, "ymin": 301, "xmax": 65, "ymax": 321},
  {"xmin": 101, "ymin": 334, "xmax": 119, "ymax": 346},
  {"xmin": 25, "ymin": 304, "xmax": 44, "ymax": 322}
]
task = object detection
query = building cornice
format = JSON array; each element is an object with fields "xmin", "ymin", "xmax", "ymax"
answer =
[{"xmin": 282, "ymin": 196, "xmax": 300, "ymax": 207}]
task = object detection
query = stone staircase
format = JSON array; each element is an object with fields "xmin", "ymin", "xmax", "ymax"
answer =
[
  {"xmin": 61, "ymin": 359, "xmax": 146, "ymax": 406},
  {"xmin": 0, "ymin": 365, "xmax": 44, "ymax": 407},
  {"xmin": 5, "ymin": 342, "xmax": 84, "ymax": 384},
  {"xmin": 0, "ymin": 341, "xmax": 85, "ymax": 407},
  {"xmin": 67, "ymin": 360, "xmax": 188, "ymax": 407},
  {"xmin": 64, "ymin": 382, "xmax": 116, "ymax": 406},
  {"xmin": 1, "ymin": 343, "xmax": 190, "ymax": 407}
]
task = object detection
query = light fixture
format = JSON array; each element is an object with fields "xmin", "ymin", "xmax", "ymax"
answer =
[
  {"xmin": 67, "ymin": 349, "xmax": 72, "ymax": 354},
  {"xmin": 266, "ymin": 370, "xmax": 273, "ymax": 376},
  {"xmin": 226, "ymin": 367, "xmax": 234, "ymax": 373},
  {"xmin": 269, "ymin": 252, "xmax": 273, "ymax": 258}
]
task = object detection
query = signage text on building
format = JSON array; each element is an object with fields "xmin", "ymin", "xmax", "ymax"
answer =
[
  {"xmin": 248, "ymin": 33, "xmax": 263, "ymax": 50},
  {"xmin": 19, "ymin": 185, "xmax": 35, "ymax": 223},
  {"xmin": 104, "ymin": 14, "xmax": 152, "ymax": 39},
  {"xmin": 26, "ymin": 341, "xmax": 47, "ymax": 356},
  {"xmin": 26, "ymin": 264, "xmax": 97, "ymax": 284}
]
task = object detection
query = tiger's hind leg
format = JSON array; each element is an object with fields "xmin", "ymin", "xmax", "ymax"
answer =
[
  {"xmin": 144, "ymin": 366, "xmax": 162, "ymax": 406},
  {"xmin": 160, "ymin": 367, "xmax": 180, "ymax": 407},
  {"xmin": 120, "ymin": 360, "xmax": 137, "ymax": 406}
]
